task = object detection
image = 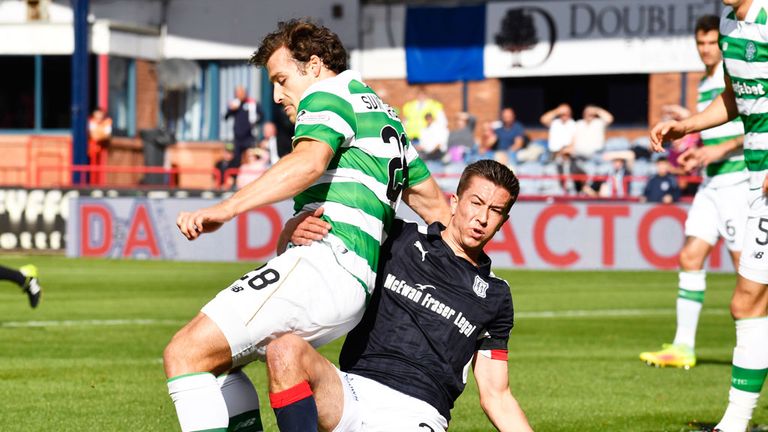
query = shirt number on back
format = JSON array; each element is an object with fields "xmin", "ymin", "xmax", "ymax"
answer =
[{"xmin": 381, "ymin": 125, "xmax": 409, "ymax": 202}]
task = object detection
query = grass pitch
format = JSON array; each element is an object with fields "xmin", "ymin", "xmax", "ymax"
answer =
[{"xmin": 0, "ymin": 256, "xmax": 763, "ymax": 431}]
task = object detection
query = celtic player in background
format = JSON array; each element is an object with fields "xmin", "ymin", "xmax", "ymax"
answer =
[
  {"xmin": 165, "ymin": 19, "xmax": 450, "ymax": 432},
  {"xmin": 640, "ymin": 14, "xmax": 748, "ymax": 370},
  {"xmin": 0, "ymin": 264, "xmax": 41, "ymax": 308},
  {"xmin": 651, "ymin": 1, "xmax": 768, "ymax": 430}
]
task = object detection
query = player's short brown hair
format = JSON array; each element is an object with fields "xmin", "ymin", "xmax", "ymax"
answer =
[
  {"xmin": 456, "ymin": 160, "xmax": 520, "ymax": 212},
  {"xmin": 695, "ymin": 14, "xmax": 719, "ymax": 34},
  {"xmin": 250, "ymin": 19, "xmax": 348, "ymax": 74}
]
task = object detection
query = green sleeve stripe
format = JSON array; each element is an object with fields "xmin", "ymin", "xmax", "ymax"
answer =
[
  {"xmin": 731, "ymin": 365, "xmax": 768, "ymax": 393},
  {"xmin": 408, "ymin": 157, "xmax": 431, "ymax": 187},
  {"xmin": 698, "ymin": 88, "xmax": 724, "ymax": 103},
  {"xmin": 744, "ymin": 148, "xmax": 768, "ymax": 172},
  {"xmin": 702, "ymin": 134, "xmax": 742, "ymax": 146},
  {"xmin": 707, "ymin": 159, "xmax": 747, "ymax": 177},
  {"xmin": 298, "ymin": 91, "xmax": 357, "ymax": 133},
  {"xmin": 348, "ymin": 79, "xmax": 377, "ymax": 95},
  {"xmin": 678, "ymin": 288, "xmax": 705, "ymax": 303},
  {"xmin": 295, "ymin": 182, "xmax": 394, "ymax": 231},
  {"xmin": 721, "ymin": 35, "xmax": 768, "ymax": 63},
  {"xmin": 730, "ymin": 76, "xmax": 768, "ymax": 100},
  {"xmin": 326, "ymin": 220, "xmax": 380, "ymax": 271},
  {"xmin": 293, "ymin": 125, "xmax": 346, "ymax": 152}
]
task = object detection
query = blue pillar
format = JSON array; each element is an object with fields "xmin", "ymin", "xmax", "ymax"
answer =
[
  {"xmin": 70, "ymin": 0, "xmax": 90, "ymax": 181},
  {"xmin": 260, "ymin": 69, "xmax": 273, "ymax": 123},
  {"xmin": 208, "ymin": 62, "xmax": 220, "ymax": 140},
  {"xmin": 34, "ymin": 55, "xmax": 42, "ymax": 130}
]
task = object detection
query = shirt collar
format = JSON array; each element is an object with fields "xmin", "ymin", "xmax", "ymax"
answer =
[{"xmin": 427, "ymin": 221, "xmax": 493, "ymax": 275}]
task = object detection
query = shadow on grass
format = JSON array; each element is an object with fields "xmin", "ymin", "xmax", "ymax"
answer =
[
  {"xmin": 684, "ymin": 422, "xmax": 768, "ymax": 432},
  {"xmin": 695, "ymin": 358, "xmax": 732, "ymax": 367}
]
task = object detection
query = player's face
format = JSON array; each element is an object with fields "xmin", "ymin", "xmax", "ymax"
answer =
[
  {"xmin": 696, "ymin": 30, "xmax": 721, "ymax": 68},
  {"xmin": 267, "ymin": 47, "xmax": 316, "ymax": 123},
  {"xmin": 450, "ymin": 176, "xmax": 512, "ymax": 251}
]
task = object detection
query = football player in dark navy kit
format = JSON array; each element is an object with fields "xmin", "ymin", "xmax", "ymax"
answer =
[{"xmin": 266, "ymin": 160, "xmax": 532, "ymax": 432}]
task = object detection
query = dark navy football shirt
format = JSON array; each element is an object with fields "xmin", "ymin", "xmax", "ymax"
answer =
[{"xmin": 339, "ymin": 220, "xmax": 514, "ymax": 421}]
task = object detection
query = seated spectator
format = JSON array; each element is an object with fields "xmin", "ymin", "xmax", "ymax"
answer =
[
  {"xmin": 540, "ymin": 103, "xmax": 576, "ymax": 157},
  {"xmin": 416, "ymin": 113, "xmax": 449, "ymax": 161},
  {"xmin": 215, "ymin": 144, "xmax": 235, "ymax": 189},
  {"xmin": 642, "ymin": 156, "xmax": 681, "ymax": 203},
  {"xmin": 258, "ymin": 121, "xmax": 279, "ymax": 165},
  {"xmin": 583, "ymin": 150, "xmax": 634, "ymax": 198},
  {"xmin": 445, "ymin": 112, "xmax": 476, "ymax": 163},
  {"xmin": 569, "ymin": 105, "xmax": 614, "ymax": 160},
  {"xmin": 402, "ymin": 87, "xmax": 446, "ymax": 143},
  {"xmin": 235, "ymin": 148, "xmax": 269, "ymax": 189},
  {"xmin": 466, "ymin": 121, "xmax": 498, "ymax": 163},
  {"xmin": 494, "ymin": 107, "xmax": 527, "ymax": 163}
]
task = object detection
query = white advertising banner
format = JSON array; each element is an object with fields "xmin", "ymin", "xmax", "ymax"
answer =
[
  {"xmin": 485, "ymin": 0, "xmax": 723, "ymax": 77},
  {"xmin": 67, "ymin": 198, "xmax": 735, "ymax": 272}
]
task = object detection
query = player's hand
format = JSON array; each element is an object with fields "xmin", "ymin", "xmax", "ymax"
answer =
[
  {"xmin": 649, "ymin": 120, "xmax": 686, "ymax": 152},
  {"xmin": 286, "ymin": 207, "xmax": 330, "ymax": 246},
  {"xmin": 676, "ymin": 148, "xmax": 700, "ymax": 173},
  {"xmin": 176, "ymin": 203, "xmax": 235, "ymax": 240}
]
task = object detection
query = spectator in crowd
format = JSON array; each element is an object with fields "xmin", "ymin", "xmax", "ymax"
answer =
[
  {"xmin": 402, "ymin": 87, "xmax": 446, "ymax": 143},
  {"xmin": 643, "ymin": 156, "xmax": 681, "ymax": 203},
  {"xmin": 235, "ymin": 148, "xmax": 270, "ymax": 190},
  {"xmin": 466, "ymin": 121, "xmax": 498, "ymax": 163},
  {"xmin": 583, "ymin": 150, "xmax": 634, "ymax": 198},
  {"xmin": 258, "ymin": 121, "xmax": 279, "ymax": 165},
  {"xmin": 494, "ymin": 107, "xmax": 527, "ymax": 163},
  {"xmin": 445, "ymin": 112, "xmax": 476, "ymax": 164},
  {"xmin": 224, "ymin": 85, "xmax": 262, "ymax": 175},
  {"xmin": 88, "ymin": 107, "xmax": 112, "ymax": 185},
  {"xmin": 540, "ymin": 103, "xmax": 576, "ymax": 158},
  {"xmin": 416, "ymin": 112, "xmax": 449, "ymax": 162},
  {"xmin": 214, "ymin": 143, "xmax": 235, "ymax": 189},
  {"xmin": 570, "ymin": 105, "xmax": 614, "ymax": 160}
]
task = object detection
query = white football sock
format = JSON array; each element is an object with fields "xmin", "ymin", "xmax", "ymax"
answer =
[
  {"xmin": 219, "ymin": 369, "xmax": 263, "ymax": 431},
  {"xmin": 168, "ymin": 372, "xmax": 229, "ymax": 432},
  {"xmin": 715, "ymin": 317, "xmax": 768, "ymax": 432},
  {"xmin": 673, "ymin": 270, "xmax": 706, "ymax": 349}
]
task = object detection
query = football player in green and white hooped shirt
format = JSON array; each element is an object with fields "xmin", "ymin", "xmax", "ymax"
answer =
[
  {"xmin": 652, "ymin": 2, "xmax": 768, "ymax": 430},
  {"xmin": 166, "ymin": 20, "xmax": 451, "ymax": 432},
  {"xmin": 640, "ymin": 14, "xmax": 748, "ymax": 371}
]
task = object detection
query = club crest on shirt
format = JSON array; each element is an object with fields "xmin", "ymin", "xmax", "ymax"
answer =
[
  {"xmin": 746, "ymin": 41, "xmax": 757, "ymax": 62},
  {"xmin": 472, "ymin": 275, "xmax": 489, "ymax": 298}
]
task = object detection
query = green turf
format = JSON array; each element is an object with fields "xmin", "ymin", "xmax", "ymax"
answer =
[{"xmin": 0, "ymin": 256, "xmax": 764, "ymax": 431}]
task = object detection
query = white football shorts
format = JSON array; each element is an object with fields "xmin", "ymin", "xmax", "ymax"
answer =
[
  {"xmin": 332, "ymin": 369, "xmax": 449, "ymax": 432},
  {"xmin": 739, "ymin": 188, "xmax": 768, "ymax": 284},
  {"xmin": 685, "ymin": 180, "xmax": 748, "ymax": 251},
  {"xmin": 201, "ymin": 241, "xmax": 368, "ymax": 366}
]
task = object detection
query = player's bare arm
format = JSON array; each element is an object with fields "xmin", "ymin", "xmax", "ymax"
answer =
[
  {"xmin": 177, "ymin": 139, "xmax": 333, "ymax": 240},
  {"xmin": 277, "ymin": 207, "xmax": 331, "ymax": 254},
  {"xmin": 677, "ymin": 135, "xmax": 744, "ymax": 172},
  {"xmin": 402, "ymin": 176, "xmax": 452, "ymax": 225},
  {"xmin": 473, "ymin": 353, "xmax": 533, "ymax": 432},
  {"xmin": 650, "ymin": 75, "xmax": 739, "ymax": 152}
]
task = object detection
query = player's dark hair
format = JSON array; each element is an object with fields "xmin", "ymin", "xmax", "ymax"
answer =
[
  {"xmin": 456, "ymin": 160, "xmax": 520, "ymax": 211},
  {"xmin": 695, "ymin": 15, "xmax": 719, "ymax": 34},
  {"xmin": 250, "ymin": 19, "xmax": 348, "ymax": 74}
]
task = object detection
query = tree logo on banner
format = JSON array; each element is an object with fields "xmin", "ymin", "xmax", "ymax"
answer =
[{"xmin": 495, "ymin": 7, "xmax": 557, "ymax": 68}]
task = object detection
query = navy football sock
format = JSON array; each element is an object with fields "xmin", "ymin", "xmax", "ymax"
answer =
[
  {"xmin": 0, "ymin": 265, "xmax": 25, "ymax": 287},
  {"xmin": 269, "ymin": 381, "xmax": 318, "ymax": 432}
]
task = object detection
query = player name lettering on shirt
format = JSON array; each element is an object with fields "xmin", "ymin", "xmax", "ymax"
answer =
[{"xmin": 383, "ymin": 273, "xmax": 478, "ymax": 338}]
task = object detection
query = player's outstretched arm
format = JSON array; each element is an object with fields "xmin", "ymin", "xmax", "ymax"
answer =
[
  {"xmin": 402, "ymin": 176, "xmax": 451, "ymax": 225},
  {"xmin": 177, "ymin": 139, "xmax": 333, "ymax": 240},
  {"xmin": 473, "ymin": 353, "xmax": 533, "ymax": 432},
  {"xmin": 650, "ymin": 76, "xmax": 739, "ymax": 152}
]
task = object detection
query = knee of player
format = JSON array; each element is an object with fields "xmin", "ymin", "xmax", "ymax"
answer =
[
  {"xmin": 266, "ymin": 334, "xmax": 309, "ymax": 373},
  {"xmin": 678, "ymin": 247, "xmax": 705, "ymax": 271},
  {"xmin": 163, "ymin": 331, "xmax": 204, "ymax": 377}
]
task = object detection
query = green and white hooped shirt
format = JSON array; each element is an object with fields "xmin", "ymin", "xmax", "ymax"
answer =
[
  {"xmin": 720, "ymin": 1, "xmax": 768, "ymax": 189},
  {"xmin": 292, "ymin": 70, "xmax": 430, "ymax": 293},
  {"xmin": 697, "ymin": 61, "xmax": 747, "ymax": 187}
]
